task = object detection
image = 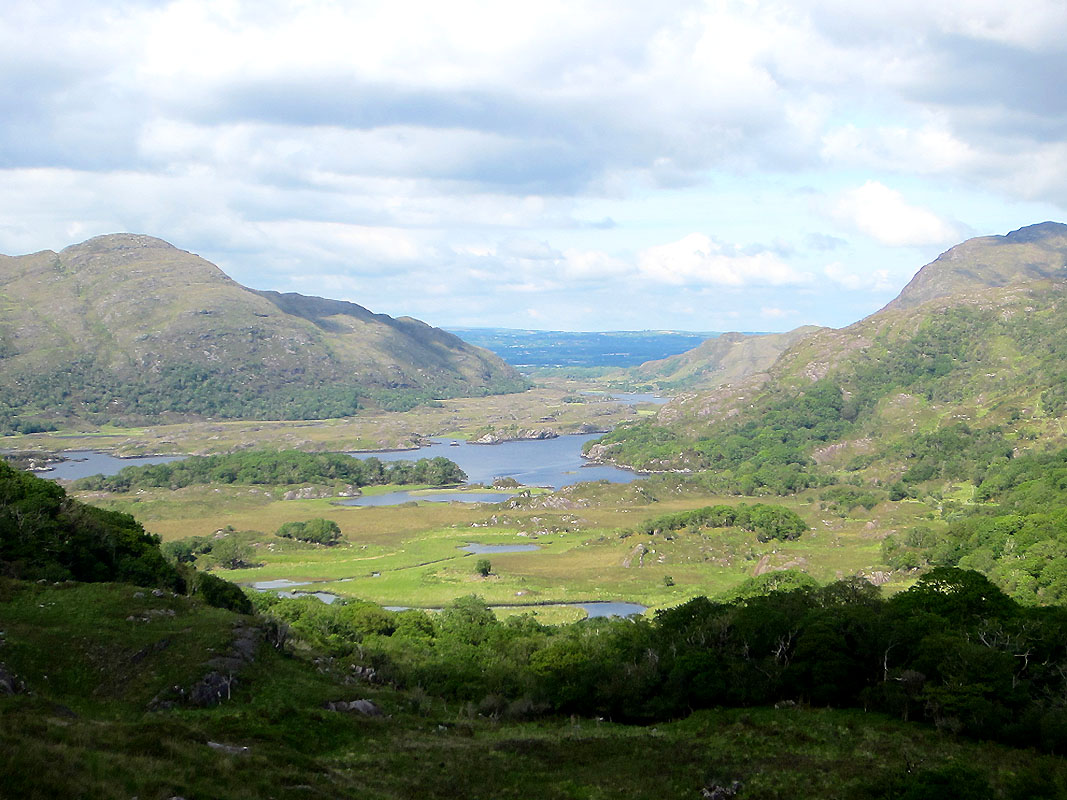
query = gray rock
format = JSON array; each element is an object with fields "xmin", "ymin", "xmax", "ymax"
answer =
[
  {"xmin": 207, "ymin": 741, "xmax": 249, "ymax": 756},
  {"xmin": 324, "ymin": 698, "xmax": 382, "ymax": 716},
  {"xmin": 188, "ymin": 672, "xmax": 235, "ymax": 707},
  {"xmin": 0, "ymin": 663, "xmax": 26, "ymax": 695}
]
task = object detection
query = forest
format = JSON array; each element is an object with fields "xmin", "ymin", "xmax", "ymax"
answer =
[{"xmin": 71, "ymin": 449, "xmax": 467, "ymax": 492}]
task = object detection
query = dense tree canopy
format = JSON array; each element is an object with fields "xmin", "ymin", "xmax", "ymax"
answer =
[
  {"xmin": 73, "ymin": 450, "xmax": 466, "ymax": 492},
  {"xmin": 0, "ymin": 460, "xmax": 182, "ymax": 589},
  {"xmin": 251, "ymin": 568, "xmax": 1067, "ymax": 752}
]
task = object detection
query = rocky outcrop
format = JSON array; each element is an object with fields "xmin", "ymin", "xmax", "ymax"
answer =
[
  {"xmin": 472, "ymin": 428, "xmax": 558, "ymax": 445},
  {"xmin": 324, "ymin": 698, "xmax": 382, "ymax": 716},
  {"xmin": 0, "ymin": 663, "xmax": 27, "ymax": 695},
  {"xmin": 283, "ymin": 484, "xmax": 361, "ymax": 500},
  {"xmin": 149, "ymin": 621, "xmax": 262, "ymax": 710},
  {"xmin": 582, "ymin": 442, "xmax": 615, "ymax": 463}
]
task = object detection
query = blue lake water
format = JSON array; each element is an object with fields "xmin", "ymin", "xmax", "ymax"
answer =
[
  {"xmin": 382, "ymin": 602, "xmax": 647, "ymax": 618},
  {"xmin": 461, "ymin": 543, "xmax": 542, "ymax": 554},
  {"xmin": 580, "ymin": 602, "xmax": 647, "ymax": 618},
  {"xmin": 337, "ymin": 490, "xmax": 519, "ymax": 507},
  {"xmin": 351, "ymin": 433, "xmax": 636, "ymax": 490},
  {"xmin": 36, "ymin": 432, "xmax": 637, "ymax": 494},
  {"xmin": 252, "ymin": 578, "xmax": 646, "ymax": 617},
  {"xmin": 581, "ymin": 392, "xmax": 669, "ymax": 406},
  {"xmin": 39, "ymin": 450, "xmax": 184, "ymax": 481}
]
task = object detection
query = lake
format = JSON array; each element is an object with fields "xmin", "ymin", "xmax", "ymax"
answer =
[
  {"xmin": 37, "ymin": 433, "xmax": 636, "ymax": 493},
  {"xmin": 461, "ymin": 543, "xmax": 541, "ymax": 554},
  {"xmin": 38, "ymin": 450, "xmax": 185, "ymax": 481},
  {"xmin": 351, "ymin": 433, "xmax": 637, "ymax": 490},
  {"xmin": 581, "ymin": 391, "xmax": 669, "ymax": 406},
  {"xmin": 337, "ymin": 489, "xmax": 519, "ymax": 507},
  {"xmin": 381, "ymin": 601, "xmax": 648, "ymax": 618}
]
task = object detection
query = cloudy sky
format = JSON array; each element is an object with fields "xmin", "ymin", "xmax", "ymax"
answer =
[{"xmin": 3, "ymin": 1, "xmax": 1066, "ymax": 331}]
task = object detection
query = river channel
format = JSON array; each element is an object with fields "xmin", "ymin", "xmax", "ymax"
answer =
[{"xmin": 250, "ymin": 578, "xmax": 647, "ymax": 618}]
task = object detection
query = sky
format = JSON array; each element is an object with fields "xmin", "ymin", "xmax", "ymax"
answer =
[{"xmin": 2, "ymin": 1, "xmax": 1066, "ymax": 332}]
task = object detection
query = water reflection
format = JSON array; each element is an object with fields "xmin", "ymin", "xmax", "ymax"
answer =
[
  {"xmin": 350, "ymin": 433, "xmax": 636, "ymax": 490},
  {"xmin": 39, "ymin": 450, "xmax": 184, "ymax": 481},
  {"xmin": 337, "ymin": 490, "xmax": 517, "ymax": 507},
  {"xmin": 460, "ymin": 543, "xmax": 541, "ymax": 554}
]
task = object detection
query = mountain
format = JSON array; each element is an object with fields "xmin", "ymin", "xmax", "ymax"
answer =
[
  {"xmin": 883, "ymin": 221, "xmax": 1067, "ymax": 311},
  {"xmin": 0, "ymin": 234, "xmax": 525, "ymax": 431},
  {"xmin": 627, "ymin": 326, "xmax": 824, "ymax": 391},
  {"xmin": 591, "ymin": 222, "xmax": 1067, "ymax": 488}
]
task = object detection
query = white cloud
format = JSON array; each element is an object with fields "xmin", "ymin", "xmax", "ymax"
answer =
[
  {"xmin": 559, "ymin": 249, "xmax": 631, "ymax": 280},
  {"xmin": 2, "ymin": 0, "xmax": 1067, "ymax": 331},
  {"xmin": 637, "ymin": 234, "xmax": 812, "ymax": 287},
  {"xmin": 823, "ymin": 262, "xmax": 897, "ymax": 292},
  {"xmin": 760, "ymin": 306, "xmax": 793, "ymax": 318},
  {"xmin": 833, "ymin": 181, "xmax": 960, "ymax": 246},
  {"xmin": 821, "ymin": 122, "xmax": 977, "ymax": 175}
]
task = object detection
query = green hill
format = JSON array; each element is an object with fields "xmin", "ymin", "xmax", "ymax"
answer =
[
  {"xmin": 0, "ymin": 234, "xmax": 526, "ymax": 431},
  {"xmin": 590, "ymin": 222, "xmax": 1067, "ymax": 489},
  {"xmin": 627, "ymin": 325, "xmax": 824, "ymax": 391}
]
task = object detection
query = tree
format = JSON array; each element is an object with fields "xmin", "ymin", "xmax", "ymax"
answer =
[
  {"xmin": 302, "ymin": 518, "xmax": 342, "ymax": 545},
  {"xmin": 210, "ymin": 537, "xmax": 253, "ymax": 570},
  {"xmin": 475, "ymin": 558, "xmax": 492, "ymax": 577},
  {"xmin": 276, "ymin": 518, "xmax": 342, "ymax": 545}
]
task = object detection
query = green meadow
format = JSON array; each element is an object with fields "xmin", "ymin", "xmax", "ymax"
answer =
[{"xmin": 81, "ymin": 476, "xmax": 936, "ymax": 614}]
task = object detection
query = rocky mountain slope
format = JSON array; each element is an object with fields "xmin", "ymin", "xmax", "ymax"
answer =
[
  {"xmin": 883, "ymin": 221, "xmax": 1067, "ymax": 311},
  {"xmin": 0, "ymin": 234, "xmax": 525, "ymax": 430}
]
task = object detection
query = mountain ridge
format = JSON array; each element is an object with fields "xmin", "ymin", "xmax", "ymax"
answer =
[
  {"xmin": 882, "ymin": 220, "xmax": 1067, "ymax": 312},
  {"xmin": 0, "ymin": 233, "xmax": 526, "ymax": 431},
  {"xmin": 592, "ymin": 222, "xmax": 1067, "ymax": 486}
]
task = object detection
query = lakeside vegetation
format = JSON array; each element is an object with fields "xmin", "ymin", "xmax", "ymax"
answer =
[
  {"xmin": 4, "ymin": 463, "xmax": 1067, "ymax": 797},
  {"xmin": 71, "ymin": 449, "xmax": 467, "ymax": 492}
]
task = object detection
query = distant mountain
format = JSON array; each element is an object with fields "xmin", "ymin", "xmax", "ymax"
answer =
[
  {"xmin": 591, "ymin": 223, "xmax": 1067, "ymax": 486},
  {"xmin": 447, "ymin": 328, "xmax": 718, "ymax": 368},
  {"xmin": 0, "ymin": 234, "xmax": 525, "ymax": 431},
  {"xmin": 628, "ymin": 326, "xmax": 824, "ymax": 391}
]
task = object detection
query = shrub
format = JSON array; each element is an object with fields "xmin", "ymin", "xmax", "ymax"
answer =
[
  {"xmin": 197, "ymin": 571, "xmax": 253, "ymax": 614},
  {"xmin": 276, "ymin": 518, "xmax": 342, "ymax": 545}
]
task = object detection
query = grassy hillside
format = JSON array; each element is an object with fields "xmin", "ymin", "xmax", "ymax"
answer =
[
  {"xmin": 0, "ymin": 234, "xmax": 526, "ymax": 432},
  {"xmin": 591, "ymin": 224, "xmax": 1067, "ymax": 491},
  {"xmin": 627, "ymin": 325, "xmax": 824, "ymax": 392},
  {"xmin": 884, "ymin": 221, "xmax": 1067, "ymax": 311},
  {"xmin": 5, "ymin": 447, "xmax": 1067, "ymax": 798},
  {"xmin": 4, "ymin": 577, "xmax": 1067, "ymax": 799}
]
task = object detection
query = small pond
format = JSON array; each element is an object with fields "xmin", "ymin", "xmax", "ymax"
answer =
[
  {"xmin": 581, "ymin": 392, "xmax": 669, "ymax": 406},
  {"xmin": 460, "ymin": 543, "xmax": 542, "ymax": 554},
  {"xmin": 580, "ymin": 602, "xmax": 647, "ymax": 618}
]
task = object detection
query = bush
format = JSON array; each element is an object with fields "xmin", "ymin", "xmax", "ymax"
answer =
[
  {"xmin": 276, "ymin": 518, "xmax": 342, "ymax": 545},
  {"xmin": 196, "ymin": 571, "xmax": 253, "ymax": 614}
]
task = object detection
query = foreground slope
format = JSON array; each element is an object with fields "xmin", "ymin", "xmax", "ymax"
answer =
[
  {"xmin": 591, "ymin": 222, "xmax": 1067, "ymax": 484},
  {"xmin": 0, "ymin": 234, "xmax": 525, "ymax": 430}
]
